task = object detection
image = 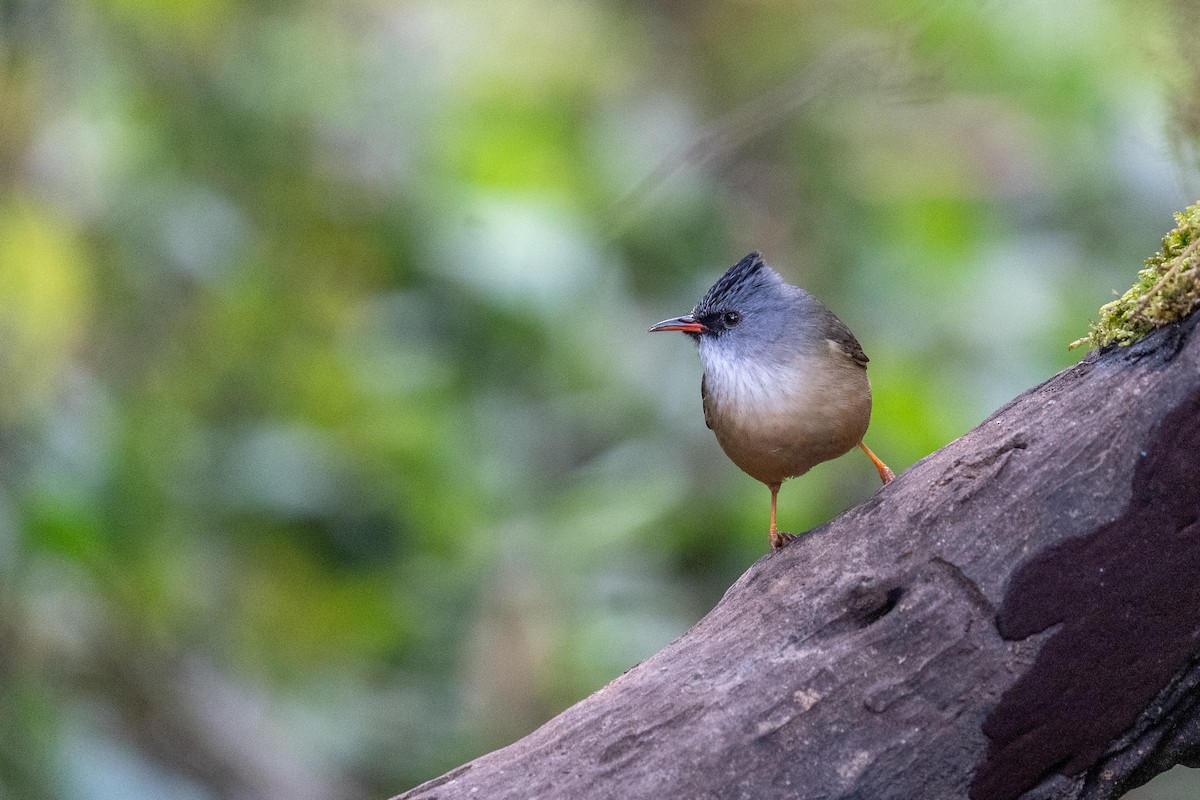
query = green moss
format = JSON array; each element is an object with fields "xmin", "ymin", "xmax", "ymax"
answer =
[{"xmin": 1070, "ymin": 203, "xmax": 1200, "ymax": 349}]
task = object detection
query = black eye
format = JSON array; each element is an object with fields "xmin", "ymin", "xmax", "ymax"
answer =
[{"xmin": 722, "ymin": 311, "xmax": 741, "ymax": 327}]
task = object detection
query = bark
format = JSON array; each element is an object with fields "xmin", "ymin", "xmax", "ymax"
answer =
[{"xmin": 394, "ymin": 311, "xmax": 1200, "ymax": 800}]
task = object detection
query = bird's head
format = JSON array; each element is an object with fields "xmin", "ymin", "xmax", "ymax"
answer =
[{"xmin": 648, "ymin": 252, "xmax": 799, "ymax": 356}]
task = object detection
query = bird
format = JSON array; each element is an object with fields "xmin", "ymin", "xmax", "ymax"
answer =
[{"xmin": 649, "ymin": 251, "xmax": 894, "ymax": 551}]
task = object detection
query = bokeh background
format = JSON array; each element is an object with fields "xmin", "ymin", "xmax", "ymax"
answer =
[{"xmin": 2, "ymin": 1, "xmax": 1199, "ymax": 798}]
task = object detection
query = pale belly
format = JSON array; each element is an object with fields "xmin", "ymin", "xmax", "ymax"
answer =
[{"xmin": 701, "ymin": 352, "xmax": 872, "ymax": 486}]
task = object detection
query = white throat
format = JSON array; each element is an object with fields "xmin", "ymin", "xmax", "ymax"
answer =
[{"xmin": 698, "ymin": 341, "xmax": 805, "ymax": 416}]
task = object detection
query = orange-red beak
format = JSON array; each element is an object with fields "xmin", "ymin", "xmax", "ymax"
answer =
[{"xmin": 648, "ymin": 315, "xmax": 705, "ymax": 333}]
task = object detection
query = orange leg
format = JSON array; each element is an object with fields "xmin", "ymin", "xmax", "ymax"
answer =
[
  {"xmin": 859, "ymin": 441, "xmax": 895, "ymax": 484},
  {"xmin": 769, "ymin": 482, "xmax": 779, "ymax": 536},
  {"xmin": 767, "ymin": 482, "xmax": 797, "ymax": 551}
]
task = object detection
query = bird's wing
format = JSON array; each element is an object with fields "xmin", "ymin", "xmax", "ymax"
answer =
[
  {"xmin": 827, "ymin": 317, "xmax": 870, "ymax": 368},
  {"xmin": 701, "ymin": 374, "xmax": 715, "ymax": 430}
]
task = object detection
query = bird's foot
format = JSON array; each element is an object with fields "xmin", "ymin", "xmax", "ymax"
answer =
[
  {"xmin": 769, "ymin": 531, "xmax": 799, "ymax": 551},
  {"xmin": 859, "ymin": 441, "xmax": 894, "ymax": 485}
]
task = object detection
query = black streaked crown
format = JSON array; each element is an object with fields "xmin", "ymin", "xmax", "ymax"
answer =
[{"xmin": 694, "ymin": 252, "xmax": 781, "ymax": 315}]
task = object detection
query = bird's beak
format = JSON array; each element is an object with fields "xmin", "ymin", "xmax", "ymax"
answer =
[{"xmin": 648, "ymin": 315, "xmax": 706, "ymax": 333}]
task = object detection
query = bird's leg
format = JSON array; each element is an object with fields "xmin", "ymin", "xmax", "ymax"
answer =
[
  {"xmin": 859, "ymin": 441, "xmax": 895, "ymax": 484},
  {"xmin": 767, "ymin": 482, "xmax": 798, "ymax": 551}
]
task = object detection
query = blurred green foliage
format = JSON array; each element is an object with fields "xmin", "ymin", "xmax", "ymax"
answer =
[{"xmin": 0, "ymin": 0, "xmax": 1198, "ymax": 797}]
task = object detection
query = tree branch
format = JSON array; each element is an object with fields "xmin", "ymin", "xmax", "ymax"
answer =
[{"xmin": 395, "ymin": 311, "xmax": 1200, "ymax": 800}]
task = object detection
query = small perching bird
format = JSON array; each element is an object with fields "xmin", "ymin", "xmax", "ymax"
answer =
[{"xmin": 650, "ymin": 252, "xmax": 894, "ymax": 551}]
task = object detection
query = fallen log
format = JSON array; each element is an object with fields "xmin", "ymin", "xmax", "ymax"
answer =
[{"xmin": 395, "ymin": 309, "xmax": 1200, "ymax": 800}]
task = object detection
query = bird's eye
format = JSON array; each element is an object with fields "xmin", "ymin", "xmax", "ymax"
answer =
[{"xmin": 722, "ymin": 311, "xmax": 741, "ymax": 327}]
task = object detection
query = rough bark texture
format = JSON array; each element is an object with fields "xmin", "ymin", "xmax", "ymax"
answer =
[{"xmin": 395, "ymin": 312, "xmax": 1200, "ymax": 800}]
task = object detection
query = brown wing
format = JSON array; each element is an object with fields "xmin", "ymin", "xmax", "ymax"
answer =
[
  {"xmin": 701, "ymin": 373, "xmax": 715, "ymax": 430},
  {"xmin": 827, "ymin": 316, "xmax": 869, "ymax": 368}
]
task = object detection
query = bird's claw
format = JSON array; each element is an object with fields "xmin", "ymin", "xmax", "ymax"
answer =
[{"xmin": 769, "ymin": 531, "xmax": 799, "ymax": 551}]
